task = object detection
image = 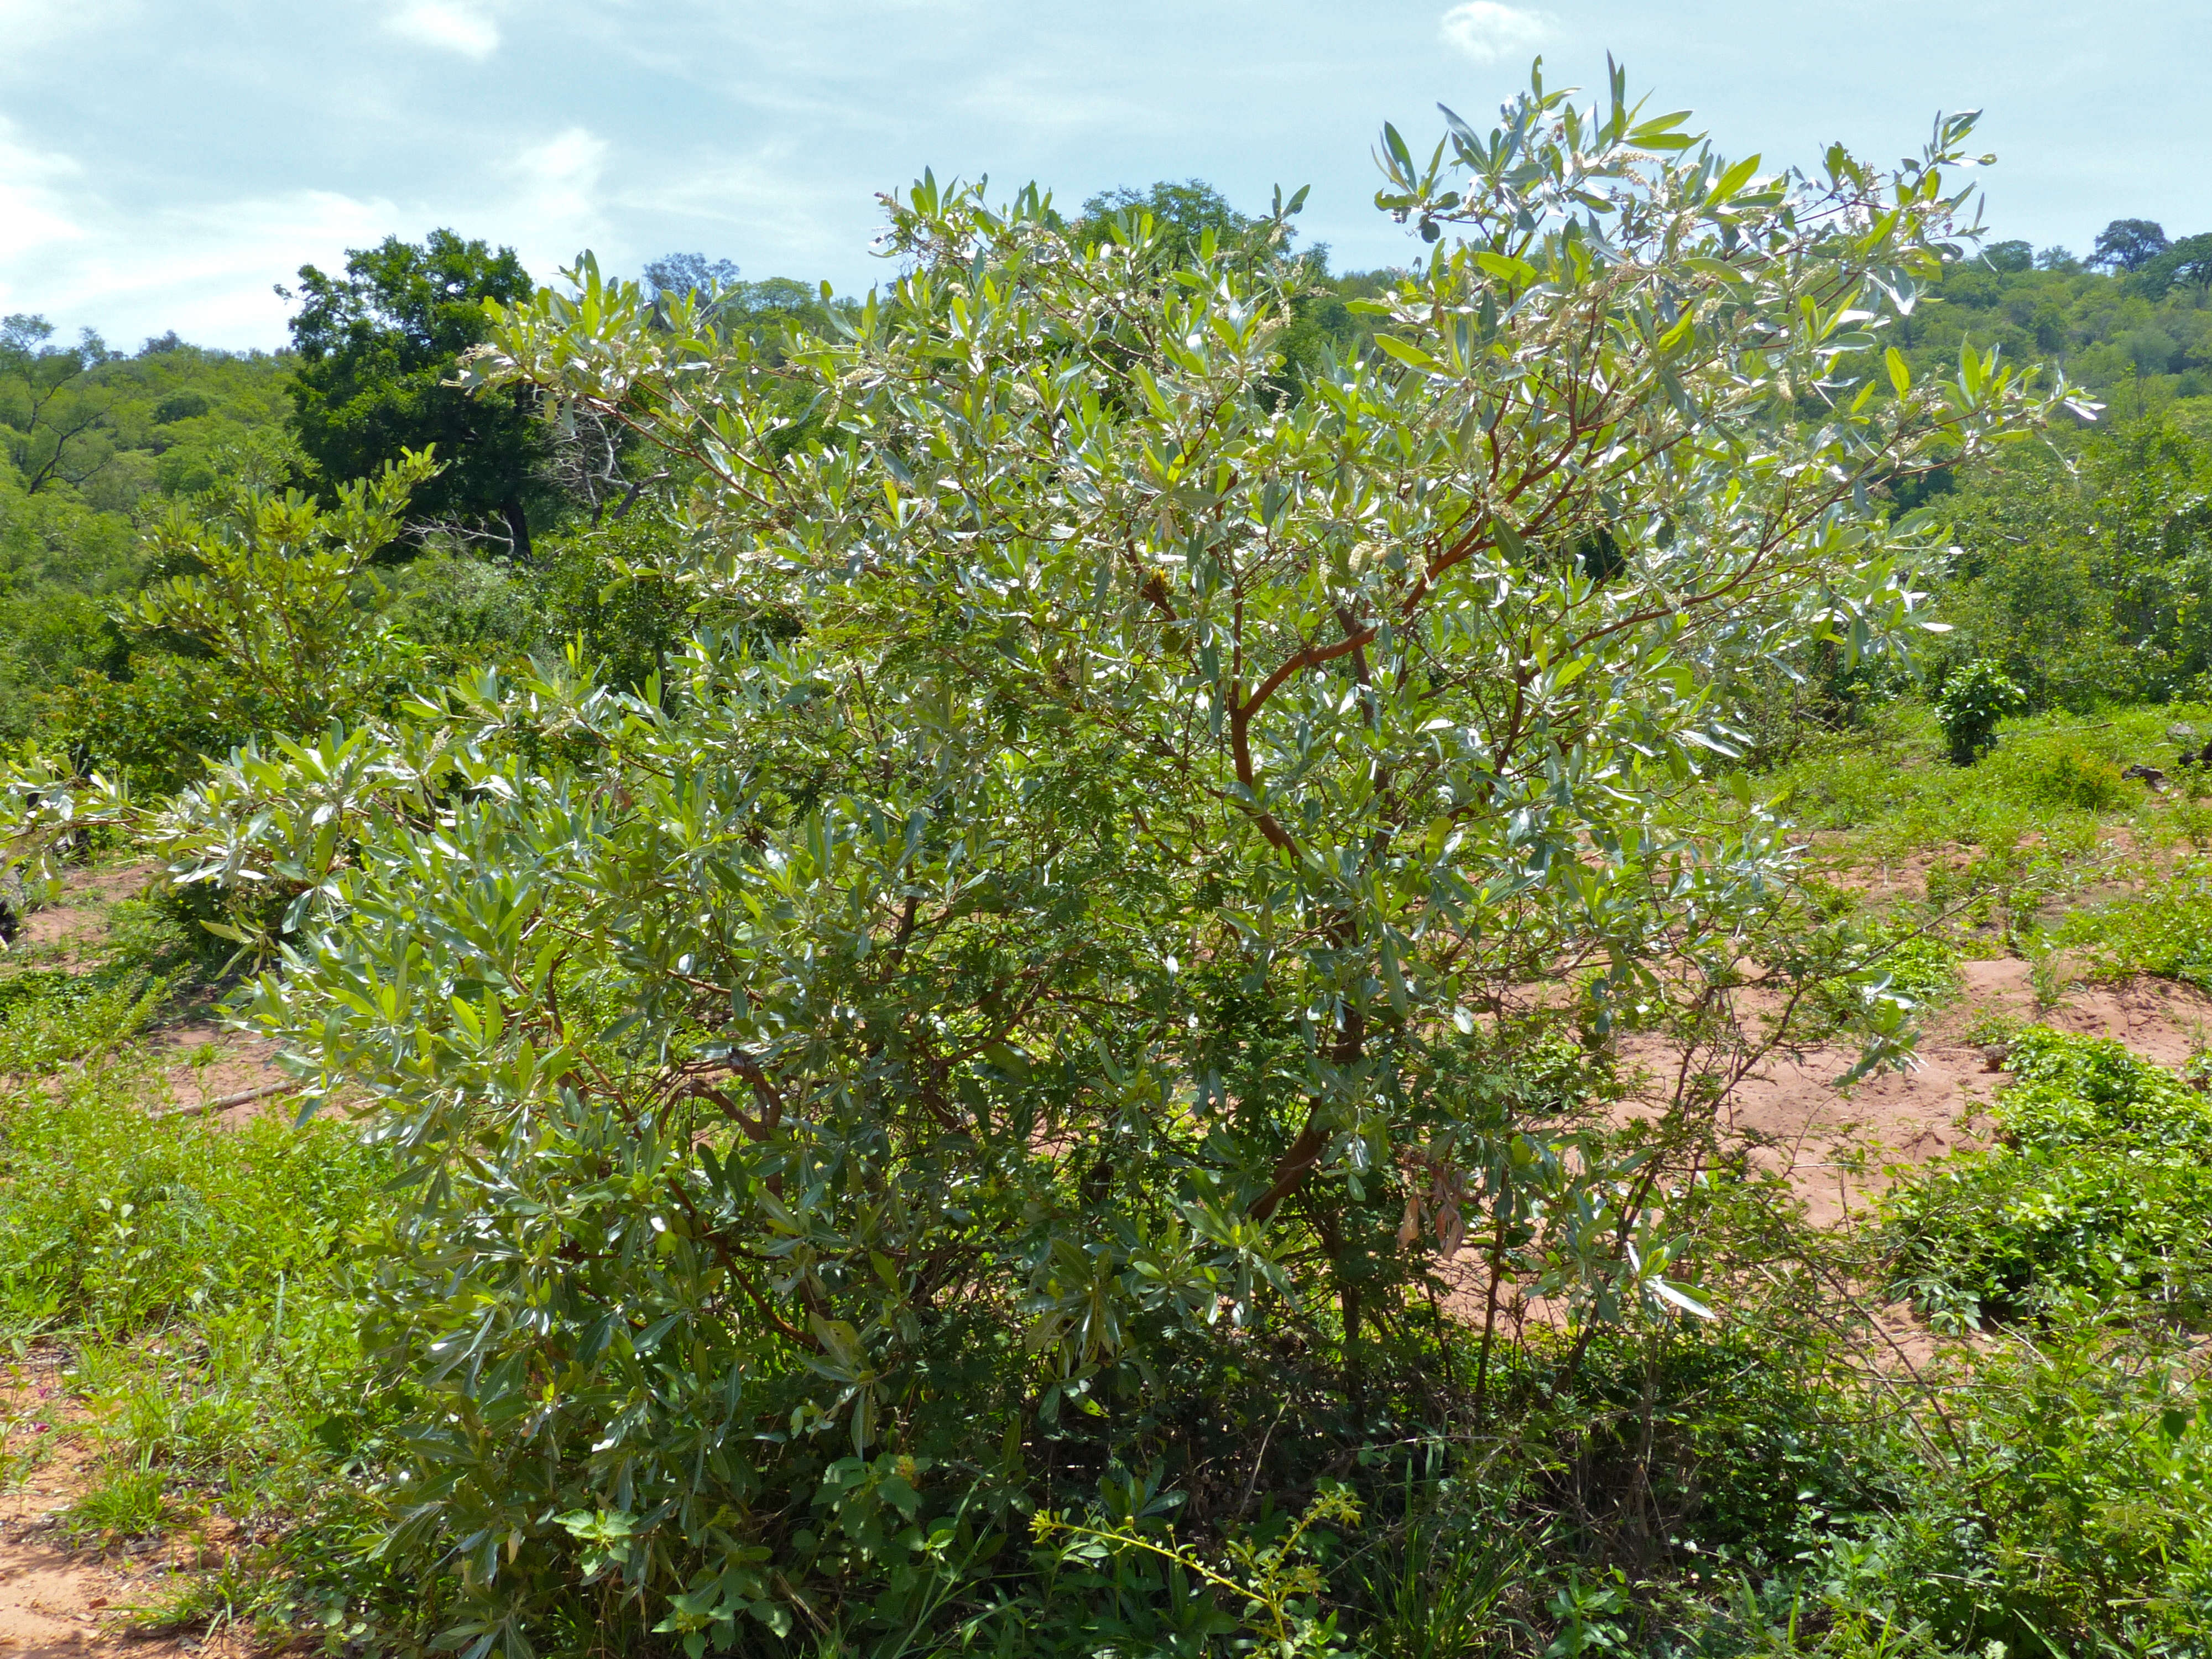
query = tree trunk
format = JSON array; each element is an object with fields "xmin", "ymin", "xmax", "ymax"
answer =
[{"xmin": 502, "ymin": 496, "xmax": 534, "ymax": 564}]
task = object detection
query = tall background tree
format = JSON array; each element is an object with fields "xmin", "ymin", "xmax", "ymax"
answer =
[
  {"xmin": 0, "ymin": 315, "xmax": 120, "ymax": 497},
  {"xmin": 2090, "ymin": 216, "xmax": 2170, "ymax": 272},
  {"xmin": 640, "ymin": 252, "xmax": 741, "ymax": 300},
  {"xmin": 2135, "ymin": 231, "xmax": 2212, "ymax": 299},
  {"xmin": 285, "ymin": 229, "xmax": 549, "ymax": 559}
]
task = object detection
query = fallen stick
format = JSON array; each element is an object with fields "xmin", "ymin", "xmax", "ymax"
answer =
[{"xmin": 147, "ymin": 1078, "xmax": 304, "ymax": 1122}]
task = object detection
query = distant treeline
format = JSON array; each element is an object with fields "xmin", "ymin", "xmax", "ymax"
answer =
[{"xmin": 1891, "ymin": 217, "xmax": 2212, "ymax": 405}]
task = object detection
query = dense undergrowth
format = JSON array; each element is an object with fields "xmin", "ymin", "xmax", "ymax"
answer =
[
  {"xmin": 1887, "ymin": 1028, "xmax": 2212, "ymax": 1328},
  {"xmin": 8, "ymin": 906, "xmax": 2212, "ymax": 1656}
]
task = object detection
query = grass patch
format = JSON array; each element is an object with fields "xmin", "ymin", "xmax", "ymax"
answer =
[
  {"xmin": 60, "ymin": 1457, "xmax": 172, "ymax": 1545},
  {"xmin": 0, "ymin": 1065, "xmax": 388, "ymax": 1335},
  {"xmin": 0, "ymin": 880, "xmax": 217, "ymax": 1074},
  {"xmin": 1883, "ymin": 1028, "xmax": 2212, "ymax": 1328},
  {"xmin": 1762, "ymin": 700, "xmax": 2206, "ymax": 854},
  {"xmin": 0, "ymin": 1042, "xmax": 403, "ymax": 1645},
  {"xmin": 2059, "ymin": 856, "xmax": 2212, "ymax": 990}
]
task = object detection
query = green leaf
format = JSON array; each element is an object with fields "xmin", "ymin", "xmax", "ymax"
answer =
[
  {"xmin": 1374, "ymin": 335, "xmax": 1444, "ymax": 373},
  {"xmin": 1708, "ymin": 154, "xmax": 1761, "ymax": 203},
  {"xmin": 1473, "ymin": 251, "xmax": 1538, "ymax": 287},
  {"xmin": 1647, "ymin": 1277, "xmax": 1715, "ymax": 1319}
]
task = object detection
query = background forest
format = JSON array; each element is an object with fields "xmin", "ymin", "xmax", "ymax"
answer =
[{"xmin": 6, "ymin": 100, "xmax": 2212, "ymax": 1659}]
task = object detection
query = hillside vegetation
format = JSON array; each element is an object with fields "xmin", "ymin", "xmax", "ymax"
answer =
[{"xmin": 4, "ymin": 71, "xmax": 2212, "ymax": 1659}]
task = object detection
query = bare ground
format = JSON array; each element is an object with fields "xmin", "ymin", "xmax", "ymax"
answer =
[
  {"xmin": 1720, "ymin": 959, "xmax": 2212, "ymax": 1230},
  {"xmin": 1, "ymin": 1352, "xmax": 251, "ymax": 1659},
  {"xmin": 1443, "ymin": 957, "xmax": 2212, "ymax": 1360}
]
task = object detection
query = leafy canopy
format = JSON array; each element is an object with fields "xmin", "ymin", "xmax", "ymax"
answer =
[
  {"xmin": 124, "ymin": 450, "xmax": 440, "ymax": 732},
  {"xmin": 286, "ymin": 230, "xmax": 547, "ymax": 556},
  {"xmin": 1, "ymin": 314, "xmax": 121, "ymax": 497},
  {"xmin": 642, "ymin": 252, "xmax": 743, "ymax": 300},
  {"xmin": 2090, "ymin": 217, "xmax": 2169, "ymax": 273}
]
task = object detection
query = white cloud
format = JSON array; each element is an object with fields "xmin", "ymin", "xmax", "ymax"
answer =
[
  {"xmin": 959, "ymin": 73, "xmax": 1155, "ymax": 139},
  {"xmin": 0, "ymin": 114, "xmax": 626, "ymax": 347},
  {"xmin": 0, "ymin": 119, "xmax": 87, "ymax": 265},
  {"xmin": 503, "ymin": 127, "xmax": 611, "ymax": 267},
  {"xmin": 385, "ymin": 0, "xmax": 501, "ymax": 59},
  {"xmin": 628, "ymin": 145, "xmax": 866, "ymax": 276},
  {"xmin": 1438, "ymin": 2, "xmax": 1547, "ymax": 65},
  {"xmin": 0, "ymin": 116, "xmax": 401, "ymax": 346},
  {"xmin": 0, "ymin": 0, "xmax": 135, "ymax": 55},
  {"xmin": 4, "ymin": 182, "xmax": 401, "ymax": 348}
]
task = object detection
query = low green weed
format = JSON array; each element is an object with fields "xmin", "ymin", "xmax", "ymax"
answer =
[
  {"xmin": 0, "ymin": 967, "xmax": 170, "ymax": 1073},
  {"xmin": 61, "ymin": 1455, "xmax": 173, "ymax": 1545},
  {"xmin": 88, "ymin": 1294, "xmax": 389, "ymax": 1500},
  {"xmin": 1866, "ymin": 930, "xmax": 1960, "ymax": 1013},
  {"xmin": 0, "ymin": 880, "xmax": 216, "ymax": 1074},
  {"xmin": 0, "ymin": 1063, "xmax": 388, "ymax": 1335},
  {"xmin": 1808, "ymin": 922, "xmax": 1961, "ymax": 1038},
  {"xmin": 105, "ymin": 888, "xmax": 230, "ymax": 981},
  {"xmin": 1343, "ymin": 1495, "xmax": 1536, "ymax": 1659},
  {"xmin": 2059, "ymin": 855, "xmax": 2212, "ymax": 990},
  {"xmin": 1883, "ymin": 1028, "xmax": 2212, "ymax": 1327},
  {"xmin": 1787, "ymin": 1317, "xmax": 2212, "ymax": 1656},
  {"xmin": 132, "ymin": 1549, "xmax": 271, "ymax": 1644},
  {"xmin": 2018, "ymin": 740, "xmax": 2127, "ymax": 811}
]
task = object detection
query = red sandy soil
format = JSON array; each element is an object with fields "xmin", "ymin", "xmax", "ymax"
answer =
[
  {"xmin": 7, "ymin": 862, "xmax": 291, "ymax": 1121},
  {"xmin": 0, "ymin": 1351, "xmax": 251, "ymax": 1659},
  {"xmin": 1442, "ymin": 958, "xmax": 2212, "ymax": 1361},
  {"xmin": 1719, "ymin": 959, "xmax": 2211, "ymax": 1230},
  {"xmin": 12, "ymin": 868, "xmax": 151, "ymax": 971}
]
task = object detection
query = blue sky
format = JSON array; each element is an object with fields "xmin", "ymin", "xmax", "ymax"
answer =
[{"xmin": 3, "ymin": 1, "xmax": 2207, "ymax": 351}]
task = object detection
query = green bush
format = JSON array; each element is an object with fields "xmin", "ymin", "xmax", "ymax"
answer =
[
  {"xmin": 522, "ymin": 517, "xmax": 703, "ymax": 693},
  {"xmin": 375, "ymin": 547, "xmax": 541, "ymax": 675},
  {"xmin": 2019, "ymin": 738, "xmax": 2128, "ymax": 811},
  {"xmin": 38, "ymin": 652, "xmax": 270, "ymax": 795},
  {"xmin": 1883, "ymin": 1029, "xmax": 2212, "ymax": 1327},
  {"xmin": 1931, "ymin": 660, "xmax": 2026, "ymax": 766},
  {"xmin": 143, "ymin": 82, "xmax": 2068, "ymax": 1655}
]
